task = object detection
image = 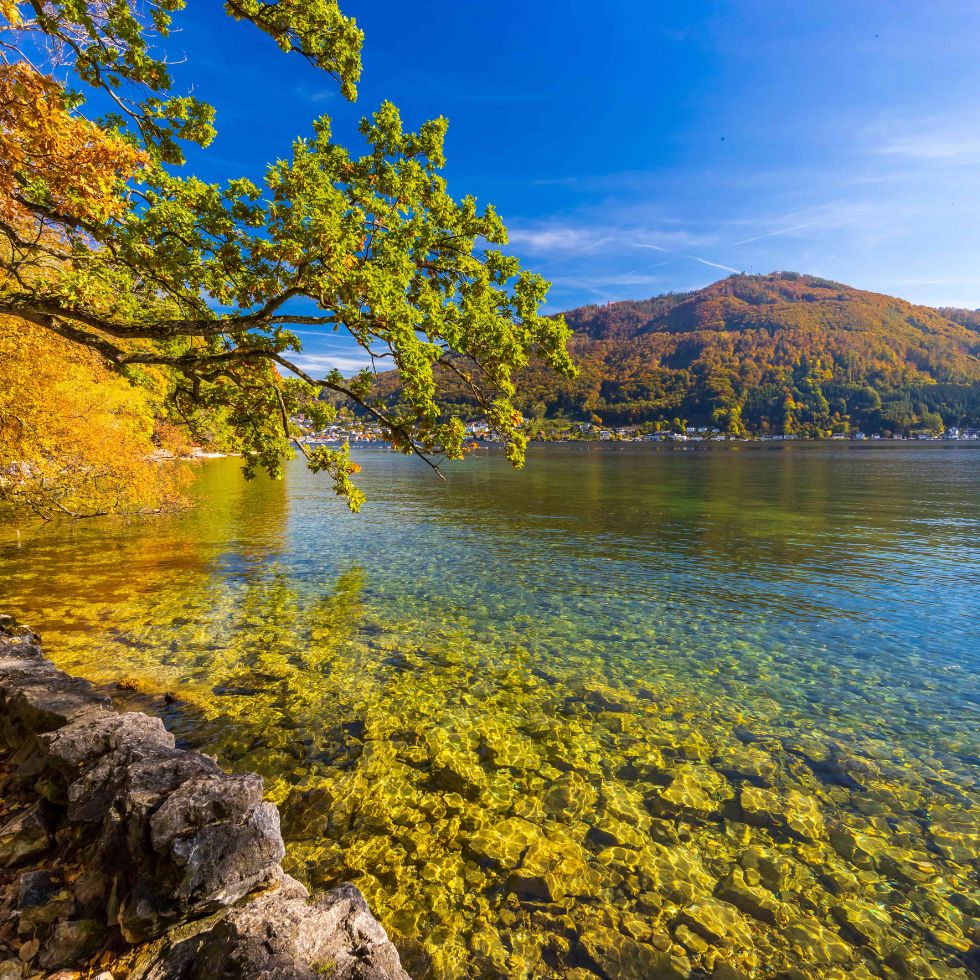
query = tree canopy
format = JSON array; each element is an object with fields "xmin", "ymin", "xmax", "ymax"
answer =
[{"xmin": 0, "ymin": 0, "xmax": 573, "ymax": 514}]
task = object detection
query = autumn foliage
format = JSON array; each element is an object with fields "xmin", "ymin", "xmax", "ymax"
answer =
[
  {"xmin": 0, "ymin": 63, "xmax": 147, "ymax": 229},
  {"xmin": 0, "ymin": 315, "xmax": 187, "ymax": 518}
]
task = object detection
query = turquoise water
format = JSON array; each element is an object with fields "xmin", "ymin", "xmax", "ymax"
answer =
[{"xmin": 1, "ymin": 444, "xmax": 978, "ymax": 977}]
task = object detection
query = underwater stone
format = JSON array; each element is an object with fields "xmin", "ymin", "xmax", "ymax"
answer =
[
  {"xmin": 673, "ymin": 923, "xmax": 709, "ymax": 956},
  {"xmin": 676, "ymin": 898, "xmax": 754, "ymax": 949},
  {"xmin": 716, "ymin": 866, "xmax": 789, "ymax": 926},
  {"xmin": 600, "ymin": 781, "xmax": 652, "ymax": 832},
  {"xmin": 830, "ymin": 897, "xmax": 894, "ymax": 953},
  {"xmin": 469, "ymin": 924, "xmax": 510, "ymax": 975},
  {"xmin": 466, "ymin": 815, "xmax": 543, "ymax": 869},
  {"xmin": 574, "ymin": 919, "xmax": 692, "ymax": 980},
  {"xmin": 828, "ymin": 823, "xmax": 888, "ymax": 869},
  {"xmin": 648, "ymin": 842, "xmax": 716, "ymax": 904},
  {"xmin": 738, "ymin": 845, "xmax": 802, "ymax": 893},
  {"xmin": 477, "ymin": 719, "xmax": 541, "ymax": 770},
  {"xmin": 429, "ymin": 748, "xmax": 487, "ymax": 800},
  {"xmin": 739, "ymin": 786, "xmax": 825, "ymax": 841},
  {"xmin": 739, "ymin": 786, "xmax": 780, "ymax": 828},
  {"xmin": 927, "ymin": 808, "xmax": 979, "ymax": 864},
  {"xmin": 782, "ymin": 916, "xmax": 853, "ymax": 966},
  {"xmin": 782, "ymin": 790, "xmax": 826, "ymax": 841},
  {"xmin": 712, "ymin": 964, "xmax": 752, "ymax": 980},
  {"xmin": 781, "ymin": 736, "xmax": 832, "ymax": 764},
  {"xmin": 508, "ymin": 828, "xmax": 599, "ymax": 903},
  {"xmin": 280, "ymin": 784, "xmax": 333, "ymax": 841},
  {"xmin": 651, "ymin": 764, "xmax": 728, "ymax": 821},
  {"xmin": 714, "ymin": 745, "xmax": 778, "ymax": 786},
  {"xmin": 587, "ymin": 812, "xmax": 648, "ymax": 850},
  {"xmin": 542, "ymin": 771, "xmax": 598, "ymax": 820},
  {"xmin": 576, "ymin": 682, "xmax": 636, "ymax": 714}
]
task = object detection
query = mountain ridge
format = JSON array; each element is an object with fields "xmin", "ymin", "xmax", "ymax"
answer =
[{"xmin": 368, "ymin": 272, "xmax": 980, "ymax": 437}]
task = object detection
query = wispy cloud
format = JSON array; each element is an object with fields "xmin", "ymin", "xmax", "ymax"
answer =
[
  {"xmin": 505, "ymin": 151, "xmax": 980, "ymax": 311},
  {"xmin": 877, "ymin": 133, "xmax": 980, "ymax": 162},
  {"xmin": 508, "ymin": 220, "xmax": 717, "ymax": 256},
  {"xmin": 285, "ymin": 352, "xmax": 374, "ymax": 377},
  {"xmin": 866, "ymin": 112, "xmax": 980, "ymax": 163},
  {"xmin": 294, "ymin": 87, "xmax": 336, "ymax": 105},
  {"xmin": 506, "ymin": 226, "xmax": 608, "ymax": 253}
]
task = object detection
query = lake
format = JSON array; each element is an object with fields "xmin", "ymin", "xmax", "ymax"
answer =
[{"xmin": 1, "ymin": 443, "xmax": 978, "ymax": 978}]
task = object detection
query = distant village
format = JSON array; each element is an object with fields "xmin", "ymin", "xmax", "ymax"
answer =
[{"xmin": 293, "ymin": 416, "xmax": 980, "ymax": 448}]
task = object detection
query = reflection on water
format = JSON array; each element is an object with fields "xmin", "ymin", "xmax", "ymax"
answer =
[{"xmin": 1, "ymin": 444, "xmax": 979, "ymax": 978}]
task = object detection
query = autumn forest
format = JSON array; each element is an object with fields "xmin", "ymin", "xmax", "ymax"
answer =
[{"xmin": 369, "ymin": 272, "xmax": 980, "ymax": 439}]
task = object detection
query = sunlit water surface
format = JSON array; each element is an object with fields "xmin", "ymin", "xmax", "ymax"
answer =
[{"xmin": 2, "ymin": 444, "xmax": 978, "ymax": 978}]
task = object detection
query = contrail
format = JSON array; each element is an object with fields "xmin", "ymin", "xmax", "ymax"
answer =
[
  {"xmin": 729, "ymin": 222, "xmax": 816, "ymax": 247},
  {"xmin": 633, "ymin": 243, "xmax": 740, "ymax": 274}
]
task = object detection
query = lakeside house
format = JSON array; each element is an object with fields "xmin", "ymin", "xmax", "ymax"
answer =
[{"xmin": 293, "ymin": 414, "xmax": 980, "ymax": 448}]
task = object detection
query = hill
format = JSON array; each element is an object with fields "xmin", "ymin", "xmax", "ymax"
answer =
[{"xmin": 367, "ymin": 273, "xmax": 980, "ymax": 437}]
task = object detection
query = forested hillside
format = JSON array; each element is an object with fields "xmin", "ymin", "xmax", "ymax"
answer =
[{"xmin": 370, "ymin": 273, "xmax": 980, "ymax": 437}]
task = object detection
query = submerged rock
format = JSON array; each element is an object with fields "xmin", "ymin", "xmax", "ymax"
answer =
[
  {"xmin": 466, "ymin": 816, "xmax": 543, "ymax": 869},
  {"xmin": 574, "ymin": 918, "xmax": 691, "ymax": 980},
  {"xmin": 676, "ymin": 898, "xmax": 754, "ymax": 950},
  {"xmin": 651, "ymin": 764, "xmax": 728, "ymax": 821},
  {"xmin": 543, "ymin": 771, "xmax": 598, "ymax": 820},
  {"xmin": 714, "ymin": 745, "xmax": 778, "ymax": 786},
  {"xmin": 507, "ymin": 828, "xmax": 598, "ymax": 902},
  {"xmin": 716, "ymin": 866, "xmax": 790, "ymax": 926},
  {"xmin": 429, "ymin": 749, "xmax": 487, "ymax": 800},
  {"xmin": 831, "ymin": 897, "xmax": 894, "ymax": 954},
  {"xmin": 739, "ymin": 786, "xmax": 825, "ymax": 841},
  {"xmin": 782, "ymin": 915, "xmax": 853, "ymax": 966}
]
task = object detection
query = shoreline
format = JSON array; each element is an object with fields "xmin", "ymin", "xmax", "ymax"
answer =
[{"xmin": 0, "ymin": 616, "xmax": 409, "ymax": 979}]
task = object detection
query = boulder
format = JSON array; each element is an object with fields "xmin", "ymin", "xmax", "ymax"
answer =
[
  {"xmin": 17, "ymin": 869, "xmax": 75, "ymax": 933},
  {"xmin": 0, "ymin": 802, "xmax": 52, "ymax": 865},
  {"xmin": 39, "ymin": 918, "xmax": 106, "ymax": 969},
  {"xmin": 0, "ymin": 619, "xmax": 408, "ymax": 978},
  {"xmin": 131, "ymin": 878, "xmax": 410, "ymax": 980}
]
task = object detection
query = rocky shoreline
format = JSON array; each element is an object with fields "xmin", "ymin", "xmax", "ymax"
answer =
[{"xmin": 0, "ymin": 616, "xmax": 409, "ymax": 978}]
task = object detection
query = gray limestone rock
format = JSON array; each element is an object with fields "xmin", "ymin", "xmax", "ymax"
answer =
[
  {"xmin": 131, "ymin": 879, "xmax": 410, "ymax": 980},
  {"xmin": 0, "ymin": 619, "xmax": 408, "ymax": 977}
]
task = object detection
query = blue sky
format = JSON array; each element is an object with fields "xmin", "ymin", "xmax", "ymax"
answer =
[{"xmin": 166, "ymin": 1, "xmax": 980, "ymax": 374}]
